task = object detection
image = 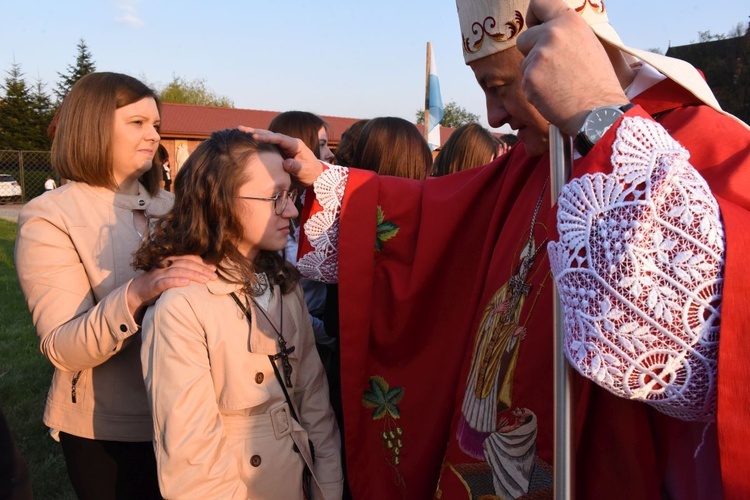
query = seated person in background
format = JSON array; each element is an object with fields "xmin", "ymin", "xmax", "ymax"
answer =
[
  {"xmin": 134, "ymin": 129, "xmax": 343, "ymax": 499},
  {"xmin": 43, "ymin": 176, "xmax": 57, "ymax": 191}
]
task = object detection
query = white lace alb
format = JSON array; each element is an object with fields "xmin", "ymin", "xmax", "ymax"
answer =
[
  {"xmin": 548, "ymin": 117, "xmax": 724, "ymax": 422},
  {"xmin": 298, "ymin": 165, "xmax": 348, "ymax": 283}
]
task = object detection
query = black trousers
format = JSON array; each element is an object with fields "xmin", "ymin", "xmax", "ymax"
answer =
[{"xmin": 59, "ymin": 432, "xmax": 161, "ymax": 500}]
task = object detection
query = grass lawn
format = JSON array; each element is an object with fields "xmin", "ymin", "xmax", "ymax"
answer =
[{"xmin": 0, "ymin": 218, "xmax": 76, "ymax": 499}]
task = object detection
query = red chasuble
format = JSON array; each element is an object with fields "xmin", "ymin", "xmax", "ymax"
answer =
[{"xmin": 302, "ymin": 80, "xmax": 750, "ymax": 499}]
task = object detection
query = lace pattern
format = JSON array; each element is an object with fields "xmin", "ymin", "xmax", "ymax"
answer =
[
  {"xmin": 298, "ymin": 165, "xmax": 348, "ymax": 283},
  {"xmin": 548, "ymin": 117, "xmax": 724, "ymax": 422}
]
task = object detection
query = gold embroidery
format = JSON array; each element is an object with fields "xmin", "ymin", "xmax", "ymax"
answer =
[
  {"xmin": 571, "ymin": 0, "xmax": 606, "ymax": 14},
  {"xmin": 463, "ymin": 11, "xmax": 525, "ymax": 55}
]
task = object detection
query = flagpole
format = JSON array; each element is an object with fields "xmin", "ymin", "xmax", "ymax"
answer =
[
  {"xmin": 424, "ymin": 42, "xmax": 431, "ymax": 143},
  {"xmin": 549, "ymin": 125, "xmax": 574, "ymax": 500}
]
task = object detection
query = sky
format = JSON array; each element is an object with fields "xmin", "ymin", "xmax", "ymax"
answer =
[{"xmin": 1, "ymin": 1, "xmax": 748, "ymax": 134}]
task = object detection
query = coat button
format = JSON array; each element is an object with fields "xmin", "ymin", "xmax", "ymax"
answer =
[
  {"xmin": 254, "ymin": 372, "xmax": 264, "ymax": 384},
  {"xmin": 119, "ymin": 324, "xmax": 128, "ymax": 332},
  {"xmin": 138, "ymin": 199, "xmax": 145, "ymax": 206},
  {"xmin": 250, "ymin": 455, "xmax": 262, "ymax": 467}
]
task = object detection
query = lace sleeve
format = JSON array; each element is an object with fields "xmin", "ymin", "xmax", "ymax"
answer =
[
  {"xmin": 297, "ymin": 165, "xmax": 348, "ymax": 283},
  {"xmin": 548, "ymin": 117, "xmax": 724, "ymax": 422}
]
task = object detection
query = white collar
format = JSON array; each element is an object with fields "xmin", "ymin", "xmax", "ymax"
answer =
[{"xmin": 625, "ymin": 61, "xmax": 667, "ymax": 101}]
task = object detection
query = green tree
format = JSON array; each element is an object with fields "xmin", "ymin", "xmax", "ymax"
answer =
[
  {"xmin": 416, "ymin": 100, "xmax": 480, "ymax": 128},
  {"xmin": 29, "ymin": 78, "xmax": 55, "ymax": 150},
  {"xmin": 0, "ymin": 63, "xmax": 37, "ymax": 150},
  {"xmin": 54, "ymin": 38, "xmax": 96, "ymax": 102},
  {"xmin": 158, "ymin": 76, "xmax": 234, "ymax": 107},
  {"xmin": 693, "ymin": 23, "xmax": 748, "ymax": 43}
]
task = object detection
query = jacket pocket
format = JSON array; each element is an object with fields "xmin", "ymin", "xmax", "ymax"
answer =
[{"xmin": 71, "ymin": 371, "xmax": 82, "ymax": 403}]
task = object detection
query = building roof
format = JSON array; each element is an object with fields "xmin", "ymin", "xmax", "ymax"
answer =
[
  {"xmin": 159, "ymin": 102, "xmax": 458, "ymax": 144},
  {"xmin": 665, "ymin": 31, "xmax": 750, "ymax": 123}
]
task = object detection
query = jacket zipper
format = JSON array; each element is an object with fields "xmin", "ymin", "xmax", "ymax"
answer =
[{"xmin": 71, "ymin": 371, "xmax": 82, "ymax": 403}]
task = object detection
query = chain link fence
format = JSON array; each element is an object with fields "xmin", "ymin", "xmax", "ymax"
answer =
[{"xmin": 0, "ymin": 150, "xmax": 55, "ymax": 204}]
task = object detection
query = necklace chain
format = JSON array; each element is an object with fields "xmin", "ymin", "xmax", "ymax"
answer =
[{"xmin": 230, "ymin": 292, "xmax": 295, "ymax": 387}]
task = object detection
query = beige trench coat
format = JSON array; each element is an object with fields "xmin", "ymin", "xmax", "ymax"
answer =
[
  {"xmin": 15, "ymin": 181, "xmax": 172, "ymax": 441},
  {"xmin": 141, "ymin": 276, "xmax": 343, "ymax": 499}
]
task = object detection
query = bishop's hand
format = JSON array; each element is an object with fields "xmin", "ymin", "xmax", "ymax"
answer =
[
  {"xmin": 239, "ymin": 127, "xmax": 323, "ymax": 187},
  {"xmin": 516, "ymin": 0, "xmax": 629, "ymax": 137}
]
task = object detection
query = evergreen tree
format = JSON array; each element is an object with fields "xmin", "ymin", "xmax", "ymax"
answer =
[
  {"xmin": 54, "ymin": 38, "xmax": 96, "ymax": 102},
  {"xmin": 29, "ymin": 78, "xmax": 55, "ymax": 150},
  {"xmin": 0, "ymin": 62, "xmax": 37, "ymax": 150}
]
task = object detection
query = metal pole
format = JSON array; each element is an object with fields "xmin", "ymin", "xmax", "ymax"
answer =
[
  {"xmin": 549, "ymin": 125, "xmax": 574, "ymax": 499},
  {"xmin": 424, "ymin": 42, "xmax": 431, "ymax": 143},
  {"xmin": 18, "ymin": 151, "xmax": 25, "ymax": 203}
]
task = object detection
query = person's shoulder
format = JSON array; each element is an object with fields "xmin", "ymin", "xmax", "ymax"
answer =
[
  {"xmin": 283, "ymin": 283, "xmax": 307, "ymax": 309},
  {"xmin": 18, "ymin": 182, "xmax": 83, "ymax": 224},
  {"xmin": 157, "ymin": 281, "xmax": 212, "ymax": 307}
]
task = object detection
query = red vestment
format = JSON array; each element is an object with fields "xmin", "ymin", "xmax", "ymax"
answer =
[{"xmin": 301, "ymin": 79, "xmax": 750, "ymax": 499}]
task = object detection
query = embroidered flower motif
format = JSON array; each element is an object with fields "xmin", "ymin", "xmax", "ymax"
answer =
[
  {"xmin": 375, "ymin": 206, "xmax": 399, "ymax": 252},
  {"xmin": 363, "ymin": 375, "xmax": 404, "ymax": 419},
  {"xmin": 362, "ymin": 376, "xmax": 406, "ymax": 470},
  {"xmin": 548, "ymin": 117, "xmax": 724, "ymax": 422}
]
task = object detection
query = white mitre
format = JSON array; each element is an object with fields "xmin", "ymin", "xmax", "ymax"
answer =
[{"xmin": 455, "ymin": 0, "xmax": 722, "ymax": 112}]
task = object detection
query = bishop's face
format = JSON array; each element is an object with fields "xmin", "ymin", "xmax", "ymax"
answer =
[{"xmin": 470, "ymin": 48, "xmax": 550, "ymax": 157}]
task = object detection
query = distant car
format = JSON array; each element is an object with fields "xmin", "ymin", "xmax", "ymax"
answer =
[{"xmin": 0, "ymin": 174, "xmax": 22, "ymax": 202}]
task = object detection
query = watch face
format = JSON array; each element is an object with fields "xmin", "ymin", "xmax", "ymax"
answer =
[{"xmin": 584, "ymin": 107, "xmax": 623, "ymax": 143}]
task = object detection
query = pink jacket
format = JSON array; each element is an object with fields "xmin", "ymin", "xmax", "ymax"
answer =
[
  {"xmin": 15, "ymin": 181, "xmax": 172, "ymax": 441},
  {"xmin": 141, "ymin": 276, "xmax": 343, "ymax": 499}
]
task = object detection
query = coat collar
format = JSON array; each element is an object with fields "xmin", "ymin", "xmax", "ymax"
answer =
[
  {"xmin": 207, "ymin": 272, "xmax": 275, "ymax": 317},
  {"xmin": 77, "ymin": 181, "xmax": 173, "ymax": 217}
]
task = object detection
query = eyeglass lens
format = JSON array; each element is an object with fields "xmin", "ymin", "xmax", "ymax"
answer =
[{"xmin": 274, "ymin": 190, "xmax": 297, "ymax": 215}]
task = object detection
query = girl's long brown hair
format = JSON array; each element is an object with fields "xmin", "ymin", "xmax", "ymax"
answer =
[
  {"xmin": 352, "ymin": 117, "xmax": 432, "ymax": 180},
  {"xmin": 431, "ymin": 123, "xmax": 497, "ymax": 177},
  {"xmin": 133, "ymin": 129, "xmax": 299, "ymax": 295}
]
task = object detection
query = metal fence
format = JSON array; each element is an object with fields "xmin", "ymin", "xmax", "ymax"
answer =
[{"xmin": 0, "ymin": 150, "xmax": 54, "ymax": 204}]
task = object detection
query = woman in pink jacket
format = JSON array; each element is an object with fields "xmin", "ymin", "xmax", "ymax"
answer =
[
  {"xmin": 15, "ymin": 72, "xmax": 216, "ymax": 498},
  {"xmin": 134, "ymin": 129, "xmax": 343, "ymax": 499}
]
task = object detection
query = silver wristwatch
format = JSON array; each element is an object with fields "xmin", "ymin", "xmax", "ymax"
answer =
[{"xmin": 574, "ymin": 103, "xmax": 635, "ymax": 156}]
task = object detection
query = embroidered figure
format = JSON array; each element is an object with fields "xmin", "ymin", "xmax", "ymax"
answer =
[{"xmin": 455, "ymin": 180, "xmax": 550, "ymax": 498}]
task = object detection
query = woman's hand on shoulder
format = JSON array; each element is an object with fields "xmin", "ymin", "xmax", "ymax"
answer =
[{"xmin": 127, "ymin": 255, "xmax": 217, "ymax": 321}]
